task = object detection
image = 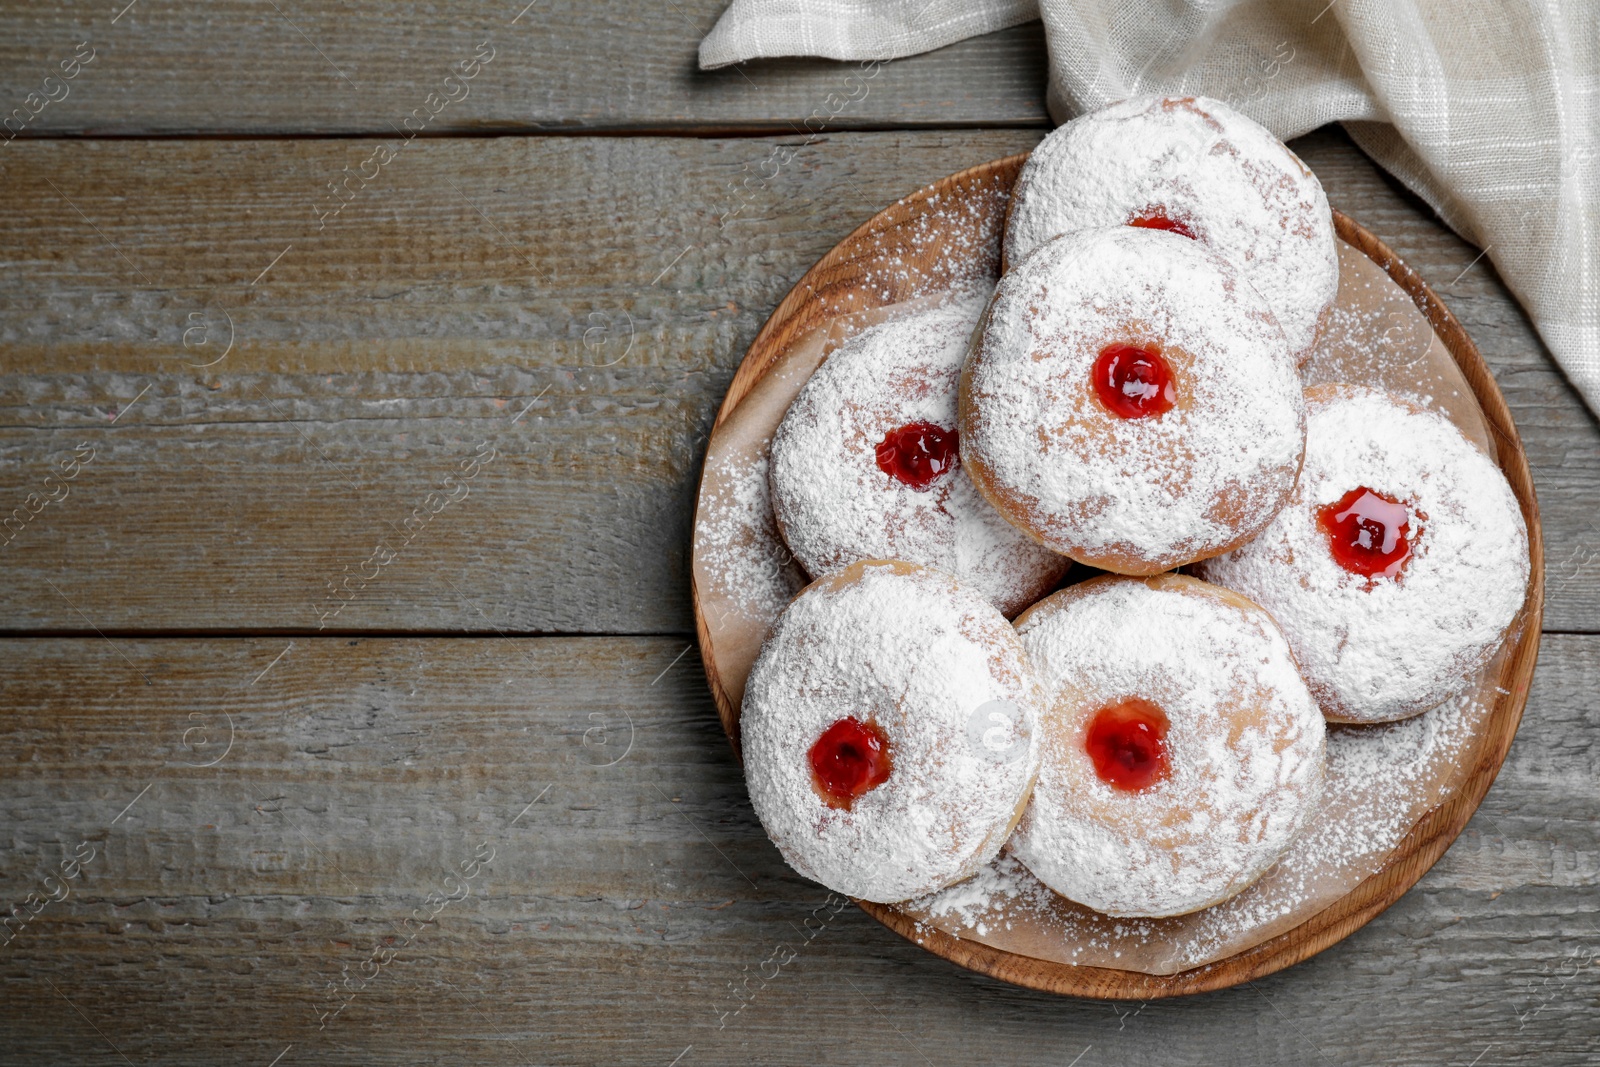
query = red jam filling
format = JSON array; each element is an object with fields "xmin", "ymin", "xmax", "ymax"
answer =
[
  {"xmin": 875, "ymin": 421, "xmax": 958, "ymax": 490},
  {"xmin": 1317, "ymin": 487, "xmax": 1418, "ymax": 579},
  {"xmin": 1092, "ymin": 343, "xmax": 1176, "ymax": 419},
  {"xmin": 1085, "ymin": 698, "xmax": 1171, "ymax": 793},
  {"xmin": 809, "ymin": 718, "xmax": 892, "ymax": 810},
  {"xmin": 1127, "ymin": 207, "xmax": 1197, "ymax": 240}
]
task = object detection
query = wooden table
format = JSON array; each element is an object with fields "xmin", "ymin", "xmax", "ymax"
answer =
[{"xmin": 1, "ymin": 5, "xmax": 1595, "ymax": 1064}]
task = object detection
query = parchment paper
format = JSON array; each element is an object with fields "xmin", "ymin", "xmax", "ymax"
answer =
[{"xmin": 691, "ymin": 239, "xmax": 1530, "ymax": 975}]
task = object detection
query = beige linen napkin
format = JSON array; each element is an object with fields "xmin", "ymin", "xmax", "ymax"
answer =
[{"xmin": 701, "ymin": 0, "xmax": 1600, "ymax": 413}]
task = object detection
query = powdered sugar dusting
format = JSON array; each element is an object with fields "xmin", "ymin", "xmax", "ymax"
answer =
[
  {"xmin": 692, "ymin": 168, "xmax": 1017, "ymax": 713},
  {"xmin": 1005, "ymin": 94, "xmax": 1338, "ymax": 355},
  {"xmin": 962, "ymin": 225, "xmax": 1305, "ymax": 571},
  {"xmin": 695, "ymin": 142, "xmax": 1530, "ymax": 975},
  {"xmin": 907, "ymin": 679, "xmax": 1498, "ymax": 973},
  {"xmin": 1305, "ymin": 242, "xmax": 1495, "ymax": 455},
  {"xmin": 741, "ymin": 562, "xmax": 1044, "ymax": 903},
  {"xmin": 698, "ymin": 438, "xmax": 808, "ymax": 629},
  {"xmin": 770, "ymin": 288, "xmax": 1071, "ymax": 614},
  {"xmin": 1195, "ymin": 386, "xmax": 1530, "ymax": 722},
  {"xmin": 806, "ymin": 176, "xmax": 1012, "ymax": 320},
  {"xmin": 1008, "ymin": 577, "xmax": 1325, "ymax": 918}
]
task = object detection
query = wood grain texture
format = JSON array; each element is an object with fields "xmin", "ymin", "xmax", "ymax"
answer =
[
  {"xmin": 0, "ymin": 129, "xmax": 1042, "ymax": 634},
  {"xmin": 692, "ymin": 154, "xmax": 1547, "ymax": 995},
  {"xmin": 0, "ymin": 0, "xmax": 1049, "ymax": 137},
  {"xmin": 0, "ymin": 127, "xmax": 1595, "ymax": 635},
  {"xmin": 0, "ymin": 635, "xmax": 1595, "ymax": 1064}
]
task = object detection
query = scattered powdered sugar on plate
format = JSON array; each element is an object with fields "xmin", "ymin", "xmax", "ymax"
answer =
[
  {"xmin": 1165, "ymin": 684, "xmax": 1492, "ymax": 965},
  {"xmin": 698, "ymin": 435, "xmax": 807, "ymax": 631},
  {"xmin": 906, "ymin": 675, "xmax": 1501, "ymax": 973},
  {"xmin": 806, "ymin": 177, "xmax": 1013, "ymax": 319},
  {"xmin": 1303, "ymin": 242, "xmax": 1495, "ymax": 456},
  {"xmin": 908, "ymin": 853, "xmax": 1057, "ymax": 938}
]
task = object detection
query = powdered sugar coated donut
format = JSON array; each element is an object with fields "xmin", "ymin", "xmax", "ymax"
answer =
[
  {"xmin": 1194, "ymin": 385, "xmax": 1531, "ymax": 723},
  {"xmin": 741, "ymin": 560, "xmax": 1044, "ymax": 903},
  {"xmin": 770, "ymin": 293, "xmax": 1071, "ymax": 614},
  {"xmin": 1009, "ymin": 574, "xmax": 1325, "ymax": 918},
  {"xmin": 1005, "ymin": 95, "xmax": 1338, "ymax": 357},
  {"xmin": 960, "ymin": 225, "xmax": 1305, "ymax": 574}
]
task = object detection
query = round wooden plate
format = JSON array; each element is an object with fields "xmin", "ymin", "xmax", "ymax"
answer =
[{"xmin": 691, "ymin": 153, "xmax": 1545, "ymax": 998}]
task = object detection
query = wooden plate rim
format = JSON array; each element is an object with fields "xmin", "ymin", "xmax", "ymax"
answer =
[{"xmin": 690, "ymin": 155, "xmax": 1546, "ymax": 999}]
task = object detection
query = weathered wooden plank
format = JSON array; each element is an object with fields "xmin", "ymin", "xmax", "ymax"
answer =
[
  {"xmin": 0, "ymin": 129, "xmax": 1043, "ymax": 633},
  {"xmin": 0, "ymin": 128, "xmax": 1592, "ymax": 634},
  {"xmin": 0, "ymin": 0, "xmax": 1049, "ymax": 137},
  {"xmin": 0, "ymin": 634, "xmax": 1595, "ymax": 1064}
]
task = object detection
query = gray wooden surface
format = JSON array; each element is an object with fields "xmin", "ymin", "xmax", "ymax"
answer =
[
  {"xmin": 1, "ymin": 6, "xmax": 1596, "ymax": 1066},
  {"xmin": 0, "ymin": 636, "xmax": 1596, "ymax": 1064},
  {"xmin": 0, "ymin": 0, "xmax": 1050, "ymax": 134}
]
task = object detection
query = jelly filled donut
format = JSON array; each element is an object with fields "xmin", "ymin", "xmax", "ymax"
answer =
[
  {"xmin": 960, "ymin": 225, "xmax": 1305, "ymax": 575},
  {"xmin": 1004, "ymin": 94, "xmax": 1338, "ymax": 359},
  {"xmin": 1194, "ymin": 385, "xmax": 1531, "ymax": 723},
  {"xmin": 769, "ymin": 294, "xmax": 1071, "ymax": 615},
  {"xmin": 741, "ymin": 560, "xmax": 1044, "ymax": 903},
  {"xmin": 1009, "ymin": 574, "xmax": 1325, "ymax": 918}
]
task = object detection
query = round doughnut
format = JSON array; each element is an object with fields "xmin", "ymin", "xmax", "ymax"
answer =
[
  {"xmin": 959, "ymin": 224, "xmax": 1306, "ymax": 575},
  {"xmin": 1009, "ymin": 574, "xmax": 1326, "ymax": 918},
  {"xmin": 1193, "ymin": 385, "xmax": 1531, "ymax": 723},
  {"xmin": 740, "ymin": 560, "xmax": 1044, "ymax": 903},
  {"xmin": 769, "ymin": 293, "xmax": 1071, "ymax": 615},
  {"xmin": 1004, "ymin": 94, "xmax": 1338, "ymax": 358}
]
